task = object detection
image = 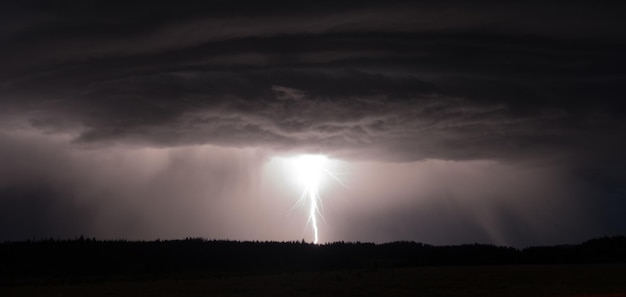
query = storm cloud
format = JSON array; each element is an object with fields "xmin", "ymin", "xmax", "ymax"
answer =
[{"xmin": 1, "ymin": 1, "xmax": 625, "ymax": 245}]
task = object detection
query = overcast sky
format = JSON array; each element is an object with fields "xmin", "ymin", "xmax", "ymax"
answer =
[{"xmin": 1, "ymin": 1, "xmax": 625, "ymax": 247}]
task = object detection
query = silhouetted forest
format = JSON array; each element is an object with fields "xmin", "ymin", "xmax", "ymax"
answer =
[{"xmin": 1, "ymin": 236, "xmax": 625, "ymax": 285}]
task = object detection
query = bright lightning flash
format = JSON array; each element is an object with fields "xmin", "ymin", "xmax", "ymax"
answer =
[{"xmin": 293, "ymin": 154, "xmax": 339, "ymax": 244}]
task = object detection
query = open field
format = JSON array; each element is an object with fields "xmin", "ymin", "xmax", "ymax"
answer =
[{"xmin": 2, "ymin": 264, "xmax": 625, "ymax": 297}]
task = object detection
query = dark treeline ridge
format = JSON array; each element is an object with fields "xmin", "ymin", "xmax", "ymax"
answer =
[{"xmin": 1, "ymin": 236, "xmax": 625, "ymax": 285}]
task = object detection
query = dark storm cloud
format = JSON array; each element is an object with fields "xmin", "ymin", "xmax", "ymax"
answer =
[{"xmin": 2, "ymin": 1, "xmax": 626, "ymax": 162}]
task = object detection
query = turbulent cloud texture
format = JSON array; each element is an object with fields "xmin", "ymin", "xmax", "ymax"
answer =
[{"xmin": 2, "ymin": 1, "xmax": 625, "ymax": 160}]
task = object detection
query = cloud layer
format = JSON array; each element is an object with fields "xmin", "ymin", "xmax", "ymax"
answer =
[{"xmin": 1, "ymin": 1, "xmax": 625, "ymax": 162}]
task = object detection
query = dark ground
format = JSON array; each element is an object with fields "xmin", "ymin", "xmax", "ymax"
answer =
[
  {"xmin": 1, "ymin": 265, "xmax": 625, "ymax": 297},
  {"xmin": 1, "ymin": 237, "xmax": 625, "ymax": 296}
]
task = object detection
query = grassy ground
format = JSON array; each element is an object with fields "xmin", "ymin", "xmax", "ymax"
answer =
[{"xmin": 1, "ymin": 265, "xmax": 625, "ymax": 297}]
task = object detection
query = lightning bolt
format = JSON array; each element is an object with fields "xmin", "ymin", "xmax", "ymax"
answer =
[
  {"xmin": 308, "ymin": 185, "xmax": 320, "ymax": 243},
  {"xmin": 293, "ymin": 155, "xmax": 345, "ymax": 244}
]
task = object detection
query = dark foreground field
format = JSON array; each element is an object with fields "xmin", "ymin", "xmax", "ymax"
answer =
[
  {"xmin": 1, "ymin": 237, "xmax": 625, "ymax": 296},
  {"xmin": 1, "ymin": 265, "xmax": 625, "ymax": 297}
]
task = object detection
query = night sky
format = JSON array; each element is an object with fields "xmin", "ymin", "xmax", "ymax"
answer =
[{"xmin": 1, "ymin": 1, "xmax": 625, "ymax": 247}]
